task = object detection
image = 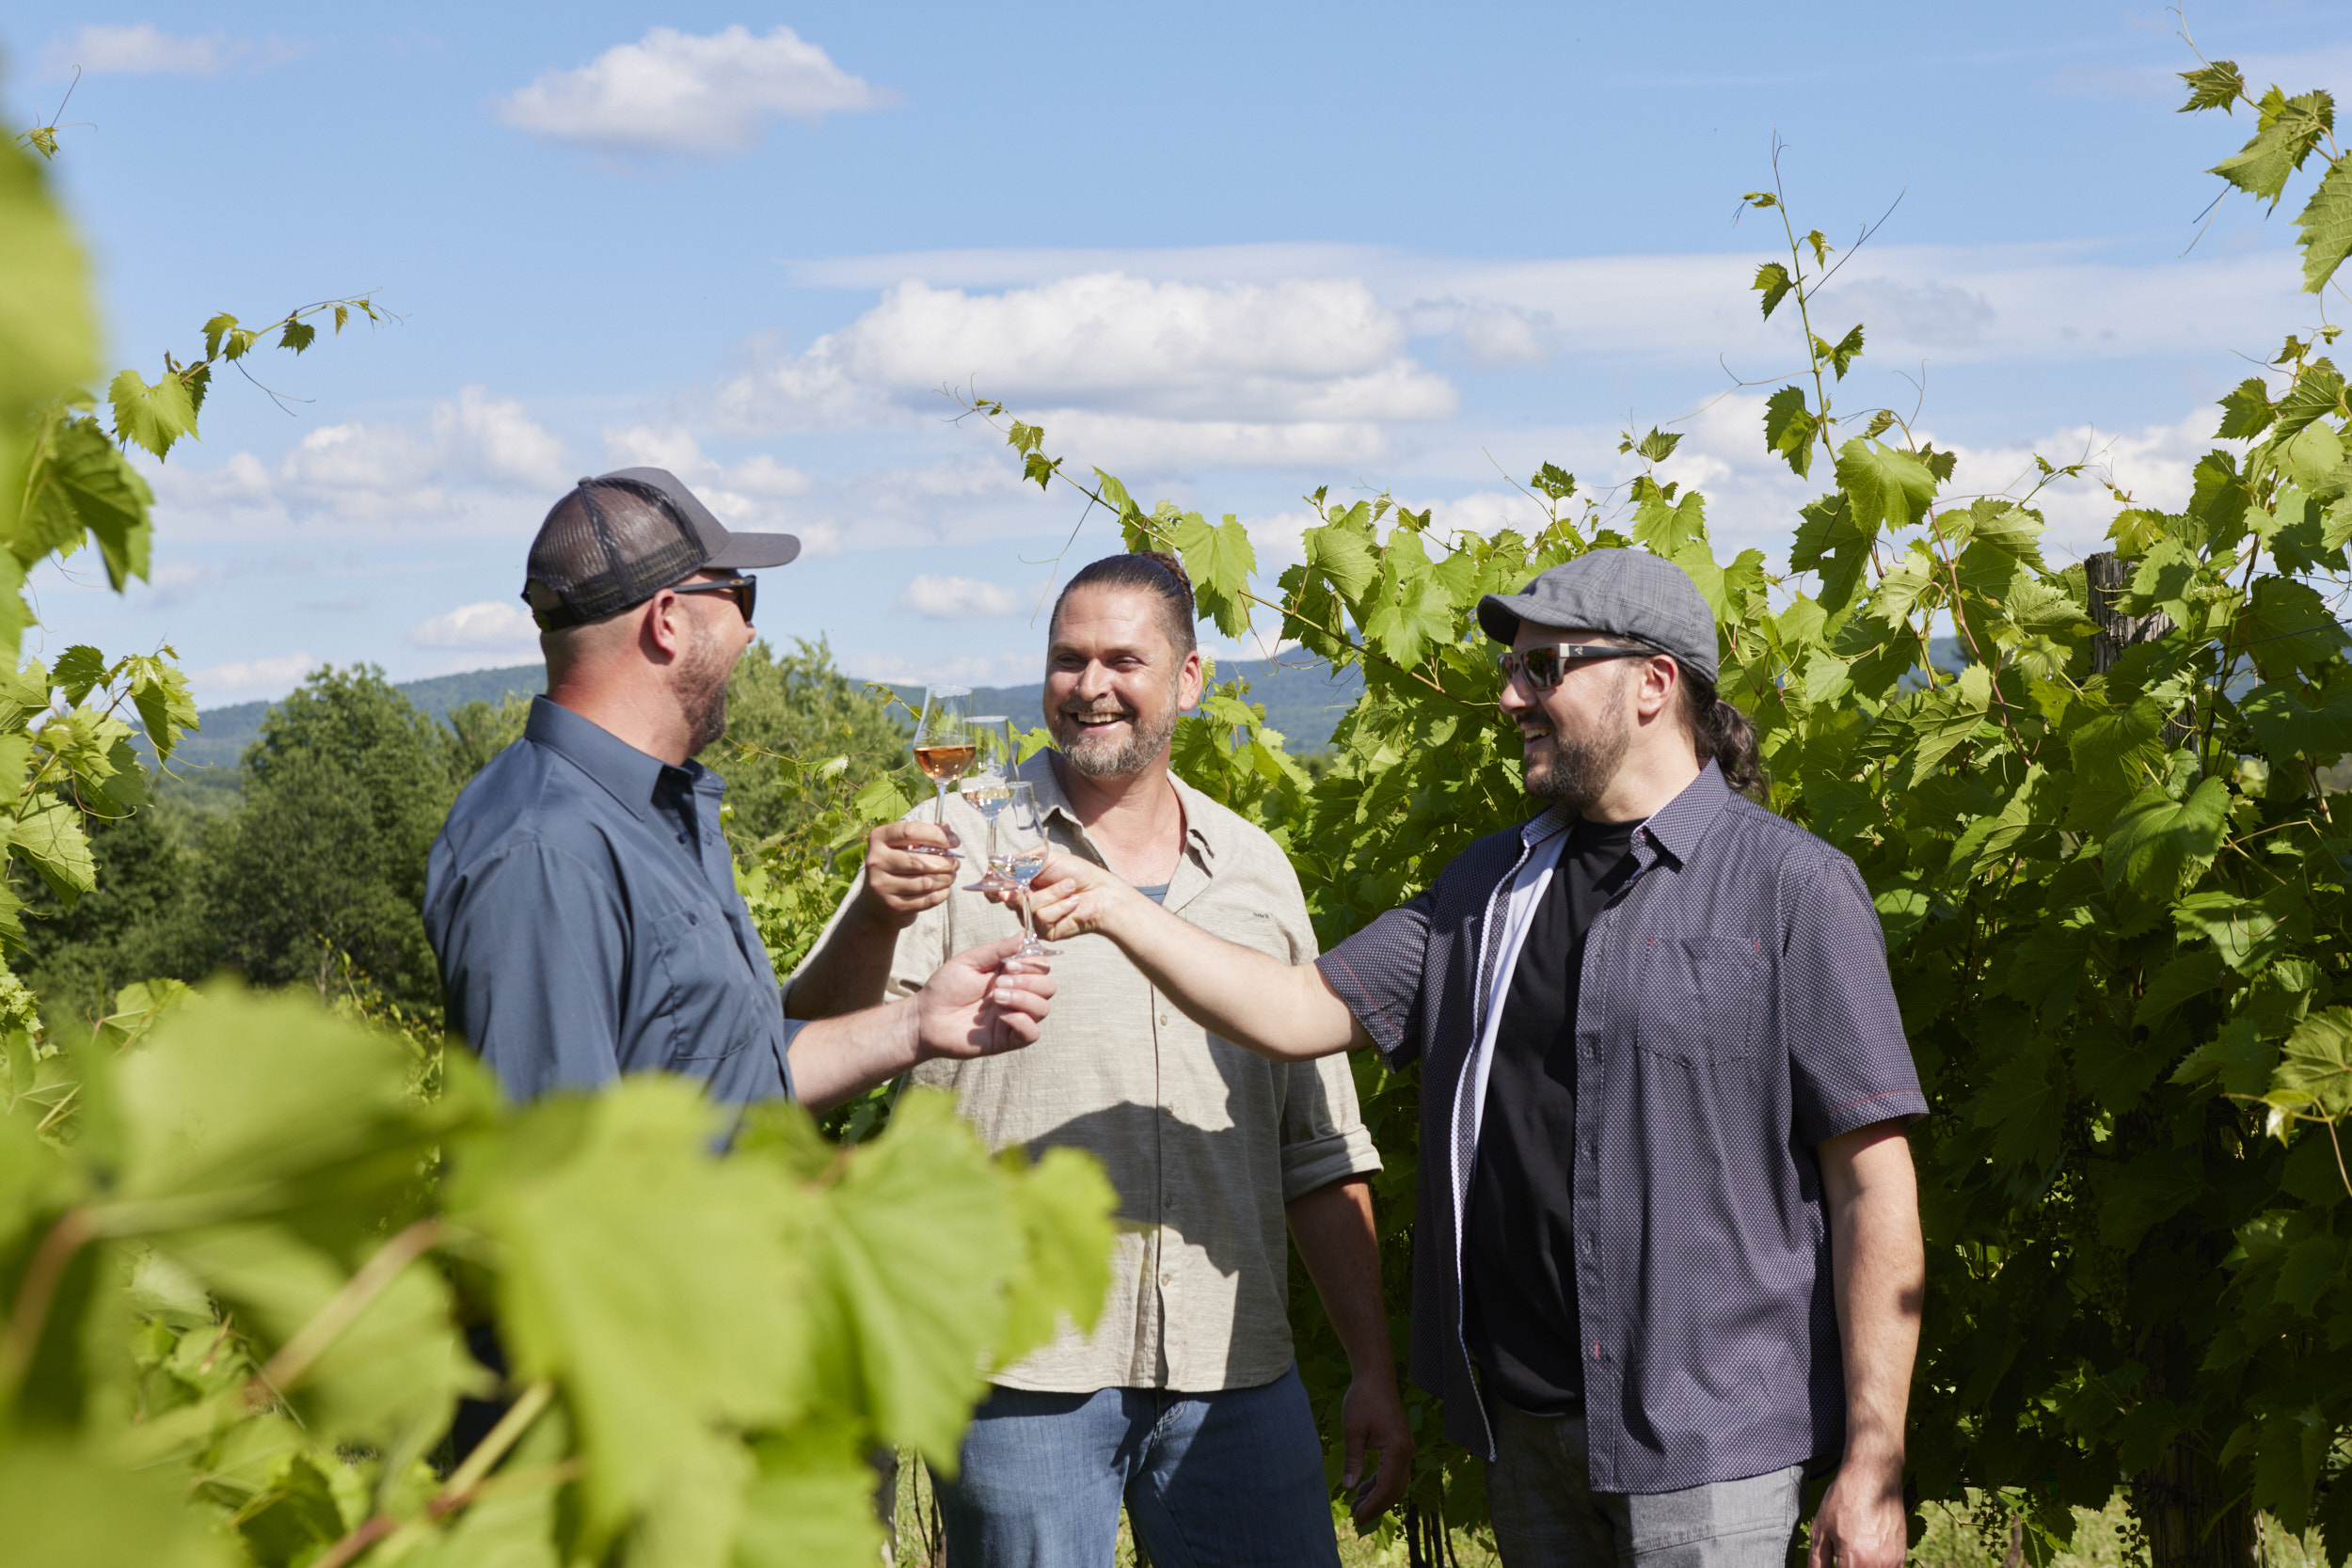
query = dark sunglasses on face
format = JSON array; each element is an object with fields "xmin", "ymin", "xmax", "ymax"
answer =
[
  {"xmin": 672, "ymin": 573, "xmax": 757, "ymax": 624},
  {"xmin": 1497, "ymin": 641, "xmax": 1650, "ymax": 692}
]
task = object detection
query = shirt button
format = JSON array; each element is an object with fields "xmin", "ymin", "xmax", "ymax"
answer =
[
  {"xmin": 676, "ymin": 832, "xmax": 688, "ymax": 844},
  {"xmin": 1159, "ymin": 1273, "xmax": 1173, "ymax": 1287},
  {"xmin": 687, "ymin": 912, "xmax": 698, "ymax": 926}
]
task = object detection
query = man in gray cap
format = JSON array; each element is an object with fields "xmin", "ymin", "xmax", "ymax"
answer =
[
  {"xmin": 1020, "ymin": 548, "xmax": 1927, "ymax": 1568},
  {"xmin": 424, "ymin": 467, "xmax": 1057, "ymax": 1115}
]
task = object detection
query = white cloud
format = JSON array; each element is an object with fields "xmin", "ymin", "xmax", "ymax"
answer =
[
  {"xmin": 496, "ymin": 24, "xmax": 895, "ymax": 157},
  {"xmin": 44, "ymin": 24, "xmax": 231, "ymax": 76},
  {"xmin": 192, "ymin": 651, "xmax": 316, "ymax": 697},
  {"xmin": 410, "ymin": 601, "xmax": 540, "ymax": 650},
  {"xmin": 710, "ymin": 273, "xmax": 1455, "ymax": 471},
  {"xmin": 893, "ymin": 574, "xmax": 1026, "ymax": 620},
  {"xmin": 152, "ymin": 386, "xmax": 570, "ymax": 531},
  {"xmin": 144, "ymin": 561, "xmax": 220, "ymax": 609}
]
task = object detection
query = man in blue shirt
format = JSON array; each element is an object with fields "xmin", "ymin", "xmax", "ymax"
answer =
[{"xmin": 426, "ymin": 467, "xmax": 1055, "ymax": 1112}]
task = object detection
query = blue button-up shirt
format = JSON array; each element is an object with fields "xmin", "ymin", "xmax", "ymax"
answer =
[
  {"xmin": 424, "ymin": 697, "xmax": 799, "ymax": 1106},
  {"xmin": 1315, "ymin": 762, "xmax": 1925, "ymax": 1492}
]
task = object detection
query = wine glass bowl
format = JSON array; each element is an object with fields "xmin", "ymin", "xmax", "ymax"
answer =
[
  {"xmin": 961, "ymin": 717, "xmax": 1022, "ymax": 891},
  {"xmin": 910, "ymin": 685, "xmax": 972, "ymax": 857},
  {"xmin": 997, "ymin": 781, "xmax": 1059, "ymax": 957}
]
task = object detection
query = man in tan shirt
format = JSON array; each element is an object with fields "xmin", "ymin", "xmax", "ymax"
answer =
[{"xmin": 787, "ymin": 551, "xmax": 1408, "ymax": 1567}]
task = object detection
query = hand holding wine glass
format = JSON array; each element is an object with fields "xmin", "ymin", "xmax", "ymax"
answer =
[{"xmin": 910, "ymin": 685, "xmax": 973, "ymax": 858}]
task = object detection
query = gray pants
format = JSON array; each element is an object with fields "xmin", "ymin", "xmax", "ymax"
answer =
[{"xmin": 1486, "ymin": 1402, "xmax": 1805, "ymax": 1568}]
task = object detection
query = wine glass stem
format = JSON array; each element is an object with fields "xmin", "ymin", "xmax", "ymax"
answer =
[{"xmin": 935, "ymin": 782, "xmax": 948, "ymax": 826}]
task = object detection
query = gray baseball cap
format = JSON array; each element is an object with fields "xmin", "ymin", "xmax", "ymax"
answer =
[
  {"xmin": 1476, "ymin": 548, "xmax": 1719, "ymax": 687},
  {"xmin": 523, "ymin": 467, "xmax": 800, "ymax": 630}
]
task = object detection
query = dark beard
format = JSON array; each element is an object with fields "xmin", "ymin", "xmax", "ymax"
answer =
[
  {"xmin": 678, "ymin": 632, "xmax": 732, "ymax": 757},
  {"xmin": 1523, "ymin": 705, "xmax": 1630, "ymax": 815}
]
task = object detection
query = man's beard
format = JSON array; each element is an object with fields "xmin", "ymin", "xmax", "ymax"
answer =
[
  {"xmin": 1522, "ymin": 695, "xmax": 1631, "ymax": 815},
  {"xmin": 678, "ymin": 627, "xmax": 732, "ymax": 757},
  {"xmin": 1051, "ymin": 682, "xmax": 1180, "ymax": 779}
]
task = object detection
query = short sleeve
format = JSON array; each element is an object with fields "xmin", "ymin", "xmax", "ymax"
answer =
[
  {"xmin": 1314, "ymin": 889, "xmax": 1438, "ymax": 1069},
  {"xmin": 1783, "ymin": 855, "xmax": 1928, "ymax": 1145},
  {"xmin": 437, "ymin": 840, "xmax": 628, "ymax": 1103}
]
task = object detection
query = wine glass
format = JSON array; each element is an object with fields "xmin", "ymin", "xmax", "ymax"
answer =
[
  {"xmin": 998, "ymin": 781, "xmax": 1060, "ymax": 958},
  {"xmin": 961, "ymin": 717, "xmax": 1022, "ymax": 891},
  {"xmin": 910, "ymin": 685, "xmax": 973, "ymax": 857}
]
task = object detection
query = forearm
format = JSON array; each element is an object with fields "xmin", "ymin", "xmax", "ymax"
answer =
[
  {"xmin": 785, "ymin": 1001, "xmax": 923, "ymax": 1112},
  {"xmin": 1825, "ymin": 1128, "xmax": 1924, "ymax": 1476},
  {"xmin": 1286, "ymin": 1177, "xmax": 1396, "ymax": 1383},
  {"xmin": 1093, "ymin": 890, "xmax": 1360, "ymax": 1060},
  {"xmin": 784, "ymin": 905, "xmax": 903, "ymax": 1021}
]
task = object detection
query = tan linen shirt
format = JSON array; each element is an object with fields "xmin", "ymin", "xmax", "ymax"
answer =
[{"xmin": 787, "ymin": 762, "xmax": 1380, "ymax": 1393}]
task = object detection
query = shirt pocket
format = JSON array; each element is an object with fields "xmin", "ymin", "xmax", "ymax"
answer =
[
  {"xmin": 1634, "ymin": 935, "xmax": 1765, "ymax": 1062},
  {"xmin": 648, "ymin": 907, "xmax": 759, "ymax": 1063}
]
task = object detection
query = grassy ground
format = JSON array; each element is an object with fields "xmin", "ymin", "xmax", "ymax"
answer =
[{"xmin": 885, "ymin": 1463, "xmax": 2328, "ymax": 1568}]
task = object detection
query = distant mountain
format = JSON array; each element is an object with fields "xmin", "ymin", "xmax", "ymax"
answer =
[
  {"xmin": 891, "ymin": 654, "xmax": 1365, "ymax": 755},
  {"xmin": 152, "ymin": 663, "xmax": 547, "ymax": 797}
]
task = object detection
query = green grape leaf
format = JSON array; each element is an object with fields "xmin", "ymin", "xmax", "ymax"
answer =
[
  {"xmin": 2102, "ymin": 777, "xmax": 2232, "ymax": 902},
  {"xmin": 1790, "ymin": 492, "xmax": 1870, "ymax": 613},
  {"xmin": 278, "ymin": 318, "xmax": 317, "ymax": 354},
  {"xmin": 1752, "ymin": 261, "xmax": 1794, "ymax": 320},
  {"xmin": 2280, "ymin": 421, "xmax": 2344, "ymax": 488},
  {"xmin": 2271, "ymin": 359, "xmax": 2345, "ymax": 442},
  {"xmin": 739, "ymin": 1418, "xmax": 888, "ymax": 1568},
  {"xmin": 1303, "ymin": 522, "xmax": 1378, "ymax": 603},
  {"xmin": 2174, "ymin": 1018, "xmax": 2277, "ymax": 1098},
  {"xmin": 1764, "ymin": 387, "xmax": 1818, "ymax": 479},
  {"xmin": 1631, "ymin": 489, "xmax": 1708, "ymax": 555},
  {"xmin": 201, "ymin": 312, "xmax": 239, "ymax": 361},
  {"xmin": 2297, "ymin": 157, "xmax": 2352, "ymax": 293},
  {"xmin": 0, "ymin": 1441, "xmax": 233, "ymax": 1568},
  {"xmin": 2210, "ymin": 88, "xmax": 2334, "ymax": 207},
  {"xmin": 791, "ymin": 1090, "xmax": 1019, "ymax": 1466},
  {"xmin": 2098, "ymin": 1150, "xmax": 2205, "ymax": 1253},
  {"xmin": 1529, "ymin": 462, "xmax": 1577, "ymax": 501},
  {"xmin": 108, "ymin": 367, "xmax": 200, "ymax": 461},
  {"xmin": 453, "ymin": 1079, "xmax": 806, "ymax": 1541},
  {"xmin": 2180, "ymin": 60, "xmax": 2246, "ymax": 113},
  {"xmin": 124, "ymin": 653, "xmax": 200, "ymax": 762},
  {"xmin": 1811, "ymin": 324, "xmax": 1864, "ymax": 379},
  {"xmin": 2135, "ymin": 946, "xmax": 2230, "ymax": 1026},
  {"xmin": 2066, "ymin": 697, "xmax": 2167, "ymax": 833},
  {"xmin": 0, "ymin": 135, "xmax": 98, "ymax": 420},
  {"xmin": 161, "ymin": 1221, "xmax": 480, "ymax": 1447},
  {"xmin": 2270, "ymin": 1006, "xmax": 2352, "ymax": 1119},
  {"xmin": 10, "ymin": 793, "xmax": 95, "ymax": 902},
  {"xmin": 2218, "ymin": 377, "xmax": 2278, "ymax": 438},
  {"xmin": 1631, "ymin": 428, "xmax": 1682, "ymax": 464},
  {"xmin": 1834, "ymin": 438, "xmax": 1939, "ymax": 536},
  {"xmin": 2175, "ymin": 887, "xmax": 2305, "ymax": 975},
  {"xmin": 18, "ymin": 414, "xmax": 154, "ymax": 586},
  {"xmin": 51, "ymin": 643, "xmax": 104, "ymax": 705},
  {"xmin": 2241, "ymin": 575, "xmax": 2349, "ymax": 681},
  {"xmin": 1172, "ymin": 513, "xmax": 1257, "ymax": 638}
]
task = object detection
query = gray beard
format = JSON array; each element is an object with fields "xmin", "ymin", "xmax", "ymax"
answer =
[{"xmin": 1052, "ymin": 695, "xmax": 1180, "ymax": 780}]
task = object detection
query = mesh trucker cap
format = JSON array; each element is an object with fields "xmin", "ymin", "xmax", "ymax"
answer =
[
  {"xmin": 521, "ymin": 467, "xmax": 801, "ymax": 630},
  {"xmin": 1475, "ymin": 547, "xmax": 1720, "ymax": 687}
]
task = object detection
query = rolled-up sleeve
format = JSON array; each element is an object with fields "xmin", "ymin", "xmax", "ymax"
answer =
[
  {"xmin": 1782, "ymin": 855, "xmax": 1928, "ymax": 1144},
  {"xmin": 1314, "ymin": 890, "xmax": 1437, "ymax": 1068},
  {"xmin": 436, "ymin": 840, "xmax": 628, "ymax": 1102}
]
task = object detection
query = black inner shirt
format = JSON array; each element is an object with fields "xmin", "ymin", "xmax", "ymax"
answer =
[{"xmin": 1464, "ymin": 815, "xmax": 1641, "ymax": 1416}]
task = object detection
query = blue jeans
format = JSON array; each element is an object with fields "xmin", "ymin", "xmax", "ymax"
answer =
[
  {"xmin": 1486, "ymin": 1402, "xmax": 1806, "ymax": 1568},
  {"xmin": 934, "ymin": 1366, "xmax": 1342, "ymax": 1568}
]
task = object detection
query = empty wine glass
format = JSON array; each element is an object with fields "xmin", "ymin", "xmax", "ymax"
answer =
[
  {"xmin": 961, "ymin": 717, "xmax": 1022, "ymax": 892},
  {"xmin": 997, "ymin": 781, "xmax": 1060, "ymax": 958},
  {"xmin": 910, "ymin": 685, "xmax": 972, "ymax": 858}
]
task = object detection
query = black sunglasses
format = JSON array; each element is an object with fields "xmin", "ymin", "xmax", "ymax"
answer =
[
  {"xmin": 1497, "ymin": 641, "xmax": 1650, "ymax": 692},
  {"xmin": 673, "ymin": 573, "xmax": 757, "ymax": 624}
]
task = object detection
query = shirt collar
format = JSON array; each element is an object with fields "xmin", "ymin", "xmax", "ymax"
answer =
[
  {"xmin": 1512, "ymin": 759, "xmax": 1731, "ymax": 867},
  {"xmin": 524, "ymin": 695, "xmax": 710, "ymax": 822},
  {"xmin": 1031, "ymin": 752, "xmax": 1217, "ymax": 865},
  {"xmin": 1636, "ymin": 759, "xmax": 1731, "ymax": 869}
]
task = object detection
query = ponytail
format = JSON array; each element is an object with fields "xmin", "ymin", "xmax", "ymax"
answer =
[{"xmin": 1680, "ymin": 673, "xmax": 1767, "ymax": 802}]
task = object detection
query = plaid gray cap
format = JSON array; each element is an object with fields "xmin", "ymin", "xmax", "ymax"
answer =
[
  {"xmin": 1475, "ymin": 547, "xmax": 1719, "ymax": 686},
  {"xmin": 522, "ymin": 467, "xmax": 800, "ymax": 630}
]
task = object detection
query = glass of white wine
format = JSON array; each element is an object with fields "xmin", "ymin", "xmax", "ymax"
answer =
[
  {"xmin": 998, "ymin": 781, "xmax": 1059, "ymax": 958},
  {"xmin": 961, "ymin": 717, "xmax": 1022, "ymax": 892},
  {"xmin": 910, "ymin": 685, "xmax": 973, "ymax": 857}
]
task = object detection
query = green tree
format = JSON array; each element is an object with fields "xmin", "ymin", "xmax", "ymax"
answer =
[
  {"xmin": 15, "ymin": 800, "xmax": 212, "ymax": 1031},
  {"xmin": 207, "ymin": 665, "xmax": 453, "ymax": 1005},
  {"xmin": 710, "ymin": 637, "xmax": 914, "ymax": 849},
  {"xmin": 440, "ymin": 692, "xmax": 532, "ymax": 786}
]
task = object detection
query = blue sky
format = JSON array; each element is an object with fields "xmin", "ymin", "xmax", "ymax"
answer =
[{"xmin": 9, "ymin": 4, "xmax": 2352, "ymax": 704}]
